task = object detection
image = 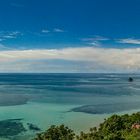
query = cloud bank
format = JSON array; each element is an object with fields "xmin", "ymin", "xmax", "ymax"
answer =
[{"xmin": 0, "ymin": 47, "xmax": 139, "ymax": 72}]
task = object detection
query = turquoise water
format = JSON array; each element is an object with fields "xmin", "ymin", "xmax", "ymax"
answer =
[{"xmin": 0, "ymin": 73, "xmax": 140, "ymax": 139}]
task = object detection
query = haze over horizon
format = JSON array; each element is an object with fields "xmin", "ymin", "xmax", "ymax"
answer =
[{"xmin": 0, "ymin": 0, "xmax": 140, "ymax": 73}]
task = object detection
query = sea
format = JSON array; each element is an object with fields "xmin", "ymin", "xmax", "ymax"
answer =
[{"xmin": 0, "ymin": 73, "xmax": 140, "ymax": 140}]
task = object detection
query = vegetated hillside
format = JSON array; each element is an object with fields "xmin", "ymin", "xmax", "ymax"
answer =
[{"xmin": 33, "ymin": 112, "xmax": 140, "ymax": 140}]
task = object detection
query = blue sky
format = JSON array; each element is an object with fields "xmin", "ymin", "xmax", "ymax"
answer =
[{"xmin": 0, "ymin": 0, "xmax": 140, "ymax": 72}]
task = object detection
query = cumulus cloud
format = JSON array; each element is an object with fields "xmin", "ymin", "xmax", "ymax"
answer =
[
  {"xmin": 0, "ymin": 47, "xmax": 140, "ymax": 72},
  {"xmin": 117, "ymin": 38, "xmax": 140, "ymax": 45}
]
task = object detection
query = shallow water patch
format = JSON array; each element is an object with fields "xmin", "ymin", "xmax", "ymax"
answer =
[{"xmin": 0, "ymin": 119, "xmax": 26, "ymax": 138}]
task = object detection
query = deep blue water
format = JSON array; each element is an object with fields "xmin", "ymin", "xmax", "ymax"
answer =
[{"xmin": 0, "ymin": 73, "xmax": 139, "ymax": 107}]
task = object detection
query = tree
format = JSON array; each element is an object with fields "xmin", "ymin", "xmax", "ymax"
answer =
[{"xmin": 33, "ymin": 125, "xmax": 75, "ymax": 140}]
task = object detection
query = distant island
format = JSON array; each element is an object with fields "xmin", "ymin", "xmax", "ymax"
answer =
[{"xmin": 128, "ymin": 77, "xmax": 134, "ymax": 82}]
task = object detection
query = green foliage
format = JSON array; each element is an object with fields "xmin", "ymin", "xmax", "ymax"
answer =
[
  {"xmin": 34, "ymin": 112, "xmax": 140, "ymax": 140},
  {"xmin": 33, "ymin": 124, "xmax": 75, "ymax": 140}
]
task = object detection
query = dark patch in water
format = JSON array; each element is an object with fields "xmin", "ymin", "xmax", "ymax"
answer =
[
  {"xmin": 71, "ymin": 102, "xmax": 140, "ymax": 114},
  {"xmin": 0, "ymin": 94, "xmax": 29, "ymax": 106},
  {"xmin": 0, "ymin": 119, "xmax": 26, "ymax": 138},
  {"xmin": 27, "ymin": 123, "xmax": 41, "ymax": 131}
]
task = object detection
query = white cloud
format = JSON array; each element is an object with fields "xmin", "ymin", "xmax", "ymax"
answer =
[
  {"xmin": 0, "ymin": 47, "xmax": 140, "ymax": 72},
  {"xmin": 87, "ymin": 41, "xmax": 100, "ymax": 46},
  {"xmin": 3, "ymin": 35, "xmax": 16, "ymax": 39},
  {"xmin": 8, "ymin": 31, "xmax": 21, "ymax": 36},
  {"xmin": 82, "ymin": 36, "xmax": 109, "ymax": 41},
  {"xmin": 0, "ymin": 31, "xmax": 21, "ymax": 41},
  {"xmin": 42, "ymin": 28, "xmax": 64, "ymax": 33},
  {"xmin": 53, "ymin": 28, "xmax": 64, "ymax": 32},
  {"xmin": 42, "ymin": 29, "xmax": 50, "ymax": 33},
  {"xmin": 41, "ymin": 28, "xmax": 65, "ymax": 33},
  {"xmin": 82, "ymin": 36, "xmax": 109, "ymax": 47},
  {"xmin": 117, "ymin": 38, "xmax": 140, "ymax": 45}
]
